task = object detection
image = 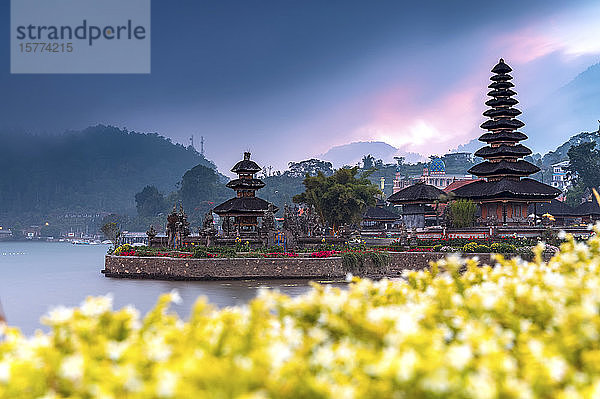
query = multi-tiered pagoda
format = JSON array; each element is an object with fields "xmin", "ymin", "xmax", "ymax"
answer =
[
  {"xmin": 214, "ymin": 152, "xmax": 277, "ymax": 235},
  {"xmin": 453, "ymin": 59, "xmax": 560, "ymax": 224}
]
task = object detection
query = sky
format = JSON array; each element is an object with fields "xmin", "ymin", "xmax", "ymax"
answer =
[{"xmin": 1, "ymin": 0, "xmax": 600, "ymax": 173}]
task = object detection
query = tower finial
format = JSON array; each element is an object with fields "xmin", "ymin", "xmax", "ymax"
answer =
[
  {"xmin": 244, "ymin": 151, "xmax": 251, "ymax": 160},
  {"xmin": 499, "ymin": 58, "xmax": 504, "ymax": 63}
]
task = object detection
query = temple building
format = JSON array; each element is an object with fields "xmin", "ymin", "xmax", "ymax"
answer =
[
  {"xmin": 213, "ymin": 152, "xmax": 277, "ymax": 236},
  {"xmin": 453, "ymin": 59, "xmax": 560, "ymax": 224},
  {"xmin": 387, "ymin": 182, "xmax": 445, "ymax": 229}
]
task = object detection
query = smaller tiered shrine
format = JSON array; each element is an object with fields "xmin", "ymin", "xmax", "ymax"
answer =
[{"xmin": 214, "ymin": 152, "xmax": 278, "ymax": 236}]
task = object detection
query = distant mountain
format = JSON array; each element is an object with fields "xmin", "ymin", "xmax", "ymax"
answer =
[
  {"xmin": 525, "ymin": 62, "xmax": 600, "ymax": 153},
  {"xmin": 319, "ymin": 141, "xmax": 424, "ymax": 167},
  {"xmin": 0, "ymin": 125, "xmax": 222, "ymax": 219},
  {"xmin": 541, "ymin": 129, "xmax": 600, "ymax": 167},
  {"xmin": 452, "ymin": 138, "xmax": 481, "ymax": 154}
]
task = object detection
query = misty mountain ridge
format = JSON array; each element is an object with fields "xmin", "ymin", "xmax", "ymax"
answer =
[
  {"xmin": 0, "ymin": 125, "xmax": 219, "ymax": 219},
  {"xmin": 319, "ymin": 141, "xmax": 425, "ymax": 167},
  {"xmin": 524, "ymin": 61, "xmax": 600, "ymax": 154}
]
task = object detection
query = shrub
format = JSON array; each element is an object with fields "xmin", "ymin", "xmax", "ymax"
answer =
[
  {"xmin": 5, "ymin": 230, "xmax": 600, "ymax": 397},
  {"xmin": 475, "ymin": 244, "xmax": 490, "ymax": 253},
  {"xmin": 432, "ymin": 244, "xmax": 442, "ymax": 252},
  {"xmin": 462, "ymin": 242, "xmax": 479, "ymax": 253},
  {"xmin": 490, "ymin": 242, "xmax": 517, "ymax": 254},
  {"xmin": 448, "ymin": 199, "xmax": 477, "ymax": 228}
]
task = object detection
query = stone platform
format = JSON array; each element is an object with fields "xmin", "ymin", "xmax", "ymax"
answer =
[{"xmin": 102, "ymin": 252, "xmax": 506, "ymax": 281}]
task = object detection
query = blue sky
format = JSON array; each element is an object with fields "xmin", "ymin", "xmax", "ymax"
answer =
[{"xmin": 2, "ymin": 0, "xmax": 600, "ymax": 171}]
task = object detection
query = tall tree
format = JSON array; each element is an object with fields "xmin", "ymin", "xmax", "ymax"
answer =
[
  {"xmin": 448, "ymin": 199, "xmax": 477, "ymax": 228},
  {"xmin": 293, "ymin": 167, "xmax": 380, "ymax": 229},
  {"xmin": 361, "ymin": 154, "xmax": 375, "ymax": 170},
  {"xmin": 135, "ymin": 185, "xmax": 167, "ymax": 217},
  {"xmin": 285, "ymin": 159, "xmax": 334, "ymax": 178},
  {"xmin": 180, "ymin": 164, "xmax": 228, "ymax": 220},
  {"xmin": 567, "ymin": 142, "xmax": 600, "ymax": 190}
]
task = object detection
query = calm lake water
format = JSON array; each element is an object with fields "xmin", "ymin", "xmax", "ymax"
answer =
[{"xmin": 0, "ymin": 242, "xmax": 343, "ymax": 335}]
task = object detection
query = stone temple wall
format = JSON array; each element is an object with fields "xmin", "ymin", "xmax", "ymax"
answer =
[{"xmin": 103, "ymin": 252, "xmax": 506, "ymax": 281}]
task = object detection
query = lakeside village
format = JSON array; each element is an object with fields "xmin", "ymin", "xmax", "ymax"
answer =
[{"xmin": 104, "ymin": 59, "xmax": 598, "ymax": 279}]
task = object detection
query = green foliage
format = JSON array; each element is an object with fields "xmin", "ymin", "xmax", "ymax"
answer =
[
  {"xmin": 192, "ymin": 246, "xmax": 237, "ymax": 258},
  {"xmin": 0, "ymin": 125, "xmax": 213, "ymax": 218},
  {"xmin": 180, "ymin": 164, "xmax": 229, "ymax": 222},
  {"xmin": 134, "ymin": 185, "xmax": 167, "ymax": 217},
  {"xmin": 100, "ymin": 222, "xmax": 121, "ymax": 247},
  {"xmin": 293, "ymin": 167, "xmax": 381, "ymax": 228},
  {"xmin": 567, "ymin": 141, "xmax": 600, "ymax": 190},
  {"xmin": 285, "ymin": 159, "xmax": 333, "ymax": 178},
  {"xmin": 490, "ymin": 242, "xmax": 517, "ymax": 253},
  {"xmin": 448, "ymin": 199, "xmax": 477, "ymax": 228},
  {"xmin": 565, "ymin": 182, "xmax": 586, "ymax": 208},
  {"xmin": 432, "ymin": 244, "xmax": 442, "ymax": 252},
  {"xmin": 462, "ymin": 242, "xmax": 479, "ymax": 253},
  {"xmin": 260, "ymin": 174, "xmax": 305, "ymax": 216},
  {"xmin": 475, "ymin": 244, "xmax": 490, "ymax": 253}
]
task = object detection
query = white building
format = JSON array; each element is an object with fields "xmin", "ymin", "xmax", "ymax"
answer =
[{"xmin": 551, "ymin": 160, "xmax": 571, "ymax": 192}]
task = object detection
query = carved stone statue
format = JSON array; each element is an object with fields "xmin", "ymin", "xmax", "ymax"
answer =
[
  {"xmin": 146, "ymin": 225, "xmax": 157, "ymax": 241},
  {"xmin": 173, "ymin": 204, "xmax": 191, "ymax": 248},
  {"xmin": 283, "ymin": 203, "xmax": 291, "ymax": 231},
  {"xmin": 201, "ymin": 209, "xmax": 217, "ymax": 236},
  {"xmin": 262, "ymin": 203, "xmax": 276, "ymax": 232},
  {"xmin": 166, "ymin": 204, "xmax": 178, "ymax": 248}
]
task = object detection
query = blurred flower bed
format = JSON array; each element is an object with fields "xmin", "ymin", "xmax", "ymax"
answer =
[{"xmin": 5, "ymin": 230, "xmax": 600, "ymax": 396}]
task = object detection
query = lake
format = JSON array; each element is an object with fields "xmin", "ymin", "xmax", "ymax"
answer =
[{"xmin": 0, "ymin": 242, "xmax": 344, "ymax": 335}]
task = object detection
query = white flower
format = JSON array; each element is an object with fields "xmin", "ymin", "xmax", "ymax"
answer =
[
  {"xmin": 168, "ymin": 289, "xmax": 182, "ymax": 305},
  {"xmin": 345, "ymin": 272, "xmax": 353, "ymax": 282},
  {"xmin": 80, "ymin": 295, "xmax": 113, "ymax": 317},
  {"xmin": 0, "ymin": 360, "xmax": 10, "ymax": 383},
  {"xmin": 156, "ymin": 370, "xmax": 178, "ymax": 397},
  {"xmin": 547, "ymin": 356, "xmax": 567, "ymax": 382},
  {"xmin": 269, "ymin": 341, "xmax": 292, "ymax": 369},
  {"xmin": 60, "ymin": 354, "xmax": 84, "ymax": 381},
  {"xmin": 107, "ymin": 340, "xmax": 128, "ymax": 361},
  {"xmin": 146, "ymin": 336, "xmax": 171, "ymax": 362},
  {"xmin": 447, "ymin": 344, "xmax": 472, "ymax": 370},
  {"xmin": 46, "ymin": 306, "xmax": 74, "ymax": 324}
]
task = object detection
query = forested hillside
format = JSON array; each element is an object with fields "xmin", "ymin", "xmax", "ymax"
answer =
[{"xmin": 0, "ymin": 125, "xmax": 215, "ymax": 220}]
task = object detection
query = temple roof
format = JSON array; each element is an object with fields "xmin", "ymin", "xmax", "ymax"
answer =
[
  {"xmin": 483, "ymin": 107, "xmax": 521, "ymax": 118},
  {"xmin": 444, "ymin": 179, "xmax": 482, "ymax": 193},
  {"xmin": 231, "ymin": 152, "xmax": 262, "ymax": 174},
  {"xmin": 573, "ymin": 200, "xmax": 600, "ymax": 217},
  {"xmin": 490, "ymin": 73, "xmax": 512, "ymax": 82},
  {"xmin": 468, "ymin": 160, "xmax": 540, "ymax": 177},
  {"xmin": 487, "ymin": 89, "xmax": 517, "ymax": 97},
  {"xmin": 488, "ymin": 81, "xmax": 514, "ymax": 89},
  {"xmin": 363, "ymin": 206, "xmax": 401, "ymax": 221},
  {"xmin": 491, "ymin": 59, "xmax": 512, "ymax": 74},
  {"xmin": 479, "ymin": 131, "xmax": 528, "ymax": 143},
  {"xmin": 226, "ymin": 178, "xmax": 266, "ymax": 190},
  {"xmin": 213, "ymin": 197, "xmax": 277, "ymax": 215},
  {"xmin": 452, "ymin": 178, "xmax": 561, "ymax": 201},
  {"xmin": 485, "ymin": 97, "xmax": 518, "ymax": 107},
  {"xmin": 480, "ymin": 118, "xmax": 525, "ymax": 130},
  {"xmin": 527, "ymin": 199, "xmax": 575, "ymax": 217},
  {"xmin": 387, "ymin": 182, "xmax": 445, "ymax": 204},
  {"xmin": 474, "ymin": 144, "xmax": 532, "ymax": 158}
]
